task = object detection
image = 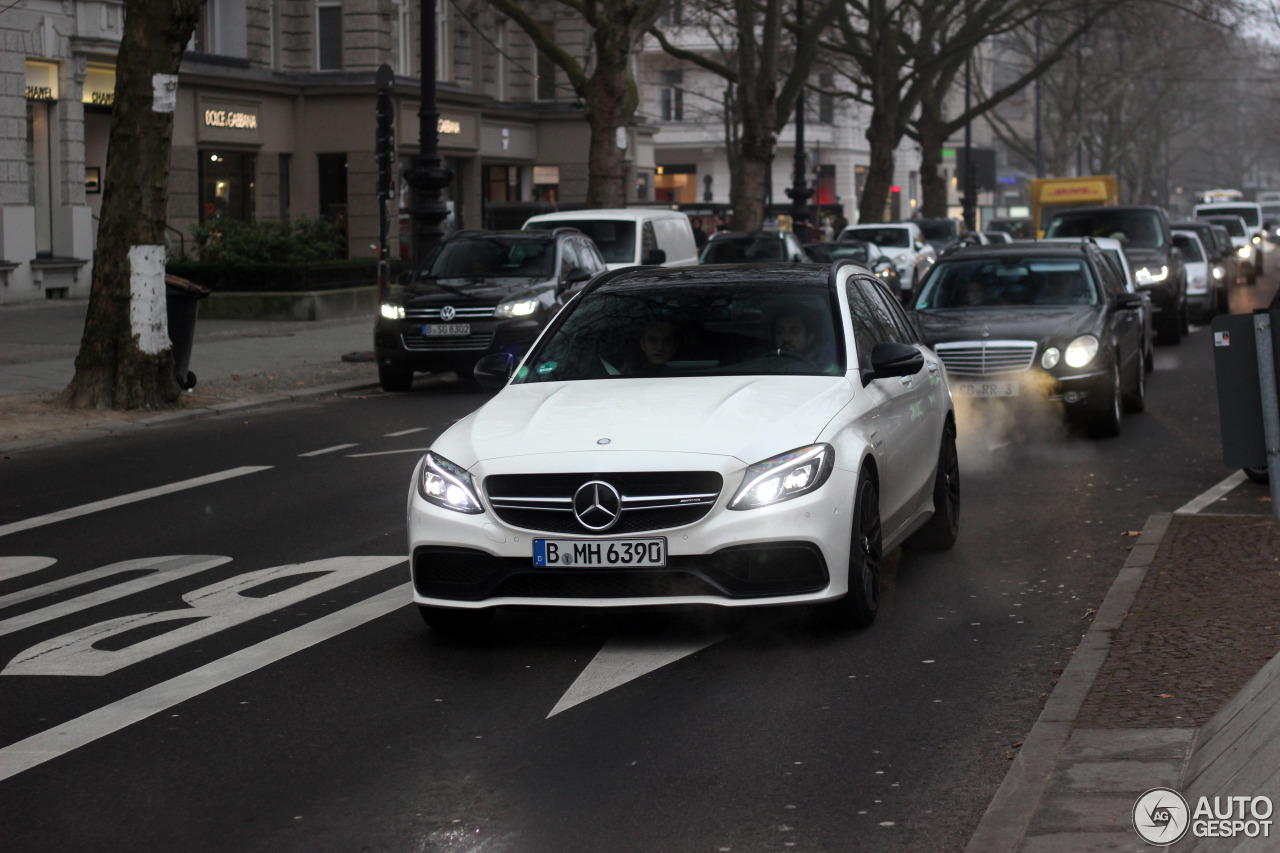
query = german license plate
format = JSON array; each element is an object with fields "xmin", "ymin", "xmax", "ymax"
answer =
[
  {"xmin": 533, "ymin": 538, "xmax": 667, "ymax": 568},
  {"xmin": 954, "ymin": 381, "xmax": 1020, "ymax": 397},
  {"xmin": 424, "ymin": 323, "xmax": 470, "ymax": 337}
]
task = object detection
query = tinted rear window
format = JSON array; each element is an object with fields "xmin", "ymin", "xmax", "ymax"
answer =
[
  {"xmin": 843, "ymin": 227, "xmax": 910, "ymax": 248},
  {"xmin": 916, "ymin": 258, "xmax": 1098, "ymax": 309},
  {"xmin": 1044, "ymin": 210, "xmax": 1166, "ymax": 249},
  {"xmin": 1197, "ymin": 205, "xmax": 1260, "ymax": 227},
  {"xmin": 527, "ymin": 219, "xmax": 637, "ymax": 264}
]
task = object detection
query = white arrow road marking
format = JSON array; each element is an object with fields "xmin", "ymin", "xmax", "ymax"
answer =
[
  {"xmin": 0, "ymin": 466, "xmax": 272, "ymax": 538},
  {"xmin": 384, "ymin": 427, "xmax": 427, "ymax": 437},
  {"xmin": 0, "ymin": 557, "xmax": 58, "ymax": 581},
  {"xmin": 3, "ymin": 556, "xmax": 403, "ymax": 676},
  {"xmin": 346, "ymin": 448, "xmax": 429, "ymax": 458},
  {"xmin": 548, "ymin": 632, "xmax": 726, "ymax": 718},
  {"xmin": 0, "ymin": 581, "xmax": 409, "ymax": 783},
  {"xmin": 0, "ymin": 556, "xmax": 232, "ymax": 637},
  {"xmin": 1175, "ymin": 469, "xmax": 1248, "ymax": 515},
  {"xmin": 298, "ymin": 444, "xmax": 358, "ymax": 457}
]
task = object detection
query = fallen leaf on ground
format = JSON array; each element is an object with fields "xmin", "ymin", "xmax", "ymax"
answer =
[
  {"xmin": 1122, "ymin": 530, "xmax": 1142, "ymax": 536},
  {"xmin": 1260, "ymin": 497, "xmax": 1272, "ymax": 503},
  {"xmin": 1158, "ymin": 693, "xmax": 1175, "ymax": 699}
]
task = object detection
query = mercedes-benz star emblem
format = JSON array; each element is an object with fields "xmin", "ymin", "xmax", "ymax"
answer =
[
  {"xmin": 597, "ymin": 438, "xmax": 611, "ymax": 445},
  {"xmin": 573, "ymin": 480, "xmax": 622, "ymax": 531},
  {"xmin": 440, "ymin": 305, "xmax": 457, "ymax": 322}
]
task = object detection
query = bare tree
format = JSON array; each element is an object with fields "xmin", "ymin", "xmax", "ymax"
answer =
[
  {"xmin": 488, "ymin": 0, "xmax": 666, "ymax": 207},
  {"xmin": 63, "ymin": 0, "xmax": 207, "ymax": 410}
]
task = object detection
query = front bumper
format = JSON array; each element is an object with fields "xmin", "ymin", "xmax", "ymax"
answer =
[
  {"xmin": 406, "ymin": 453, "xmax": 857, "ymax": 609},
  {"xmin": 374, "ymin": 317, "xmax": 544, "ymax": 372}
]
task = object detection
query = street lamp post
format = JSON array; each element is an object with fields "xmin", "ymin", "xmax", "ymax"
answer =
[
  {"xmin": 404, "ymin": 0, "xmax": 454, "ymax": 273},
  {"xmin": 785, "ymin": 0, "xmax": 812, "ymax": 242}
]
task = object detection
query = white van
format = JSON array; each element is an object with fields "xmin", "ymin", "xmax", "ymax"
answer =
[{"xmin": 522, "ymin": 209, "xmax": 699, "ymax": 270}]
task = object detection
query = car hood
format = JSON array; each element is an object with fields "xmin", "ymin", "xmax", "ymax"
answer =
[
  {"xmin": 435, "ymin": 375, "xmax": 854, "ymax": 468},
  {"xmin": 911, "ymin": 306, "xmax": 1103, "ymax": 346},
  {"xmin": 1121, "ymin": 247, "xmax": 1169, "ymax": 269},
  {"xmin": 401, "ymin": 278, "xmax": 548, "ymax": 305}
]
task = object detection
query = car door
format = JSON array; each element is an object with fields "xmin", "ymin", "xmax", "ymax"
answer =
[
  {"xmin": 858, "ymin": 276, "xmax": 942, "ymax": 521},
  {"xmin": 1094, "ymin": 253, "xmax": 1141, "ymax": 374}
]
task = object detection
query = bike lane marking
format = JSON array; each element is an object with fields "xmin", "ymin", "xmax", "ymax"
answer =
[
  {"xmin": 298, "ymin": 444, "xmax": 358, "ymax": 457},
  {"xmin": 0, "ymin": 466, "xmax": 273, "ymax": 538},
  {"xmin": 0, "ymin": 578, "xmax": 408, "ymax": 782},
  {"xmin": 1174, "ymin": 469, "xmax": 1248, "ymax": 515}
]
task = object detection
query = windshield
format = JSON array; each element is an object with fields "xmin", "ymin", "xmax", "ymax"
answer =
[
  {"xmin": 1206, "ymin": 217, "xmax": 1246, "ymax": 237},
  {"xmin": 1198, "ymin": 205, "xmax": 1260, "ymax": 227},
  {"xmin": 915, "ymin": 258, "xmax": 1098, "ymax": 309},
  {"xmin": 527, "ymin": 219, "xmax": 636, "ymax": 264},
  {"xmin": 828, "ymin": 243, "xmax": 872, "ymax": 263},
  {"xmin": 915, "ymin": 220, "xmax": 959, "ymax": 242},
  {"xmin": 1261, "ymin": 203, "xmax": 1280, "ymax": 222},
  {"xmin": 424, "ymin": 236, "xmax": 555, "ymax": 280},
  {"xmin": 1044, "ymin": 210, "xmax": 1166, "ymax": 249},
  {"xmin": 513, "ymin": 281, "xmax": 844, "ymax": 382},
  {"xmin": 700, "ymin": 236, "xmax": 787, "ymax": 263},
  {"xmin": 1173, "ymin": 234, "xmax": 1204, "ymax": 262},
  {"xmin": 844, "ymin": 227, "xmax": 910, "ymax": 248}
]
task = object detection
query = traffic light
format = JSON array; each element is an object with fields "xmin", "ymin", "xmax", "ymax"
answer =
[{"xmin": 376, "ymin": 90, "xmax": 395, "ymax": 199}]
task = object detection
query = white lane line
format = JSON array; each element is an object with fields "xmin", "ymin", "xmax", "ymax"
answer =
[
  {"xmin": 0, "ymin": 581, "xmax": 408, "ymax": 783},
  {"xmin": 298, "ymin": 444, "xmax": 358, "ymax": 457},
  {"xmin": 1175, "ymin": 470, "xmax": 1249, "ymax": 515},
  {"xmin": 346, "ymin": 448, "xmax": 428, "ymax": 458},
  {"xmin": 0, "ymin": 557, "xmax": 57, "ymax": 581},
  {"xmin": 0, "ymin": 467, "xmax": 273, "ymax": 538},
  {"xmin": 384, "ymin": 427, "xmax": 427, "ymax": 437},
  {"xmin": 548, "ymin": 632, "xmax": 726, "ymax": 718}
]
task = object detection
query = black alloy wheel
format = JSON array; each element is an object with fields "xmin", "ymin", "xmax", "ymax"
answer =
[
  {"xmin": 1244, "ymin": 466, "xmax": 1270, "ymax": 485},
  {"xmin": 819, "ymin": 469, "xmax": 883, "ymax": 629},
  {"xmin": 379, "ymin": 364, "xmax": 414, "ymax": 392},
  {"xmin": 1087, "ymin": 362, "xmax": 1123, "ymax": 438},
  {"xmin": 907, "ymin": 424, "xmax": 960, "ymax": 551},
  {"xmin": 419, "ymin": 605, "xmax": 495, "ymax": 634},
  {"xmin": 1123, "ymin": 348, "xmax": 1146, "ymax": 413}
]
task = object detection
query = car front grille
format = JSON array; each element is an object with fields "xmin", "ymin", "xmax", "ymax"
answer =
[
  {"xmin": 934, "ymin": 340, "xmax": 1037, "ymax": 377},
  {"xmin": 484, "ymin": 471, "xmax": 723, "ymax": 536},
  {"xmin": 405, "ymin": 306, "xmax": 497, "ymax": 320},
  {"xmin": 400, "ymin": 331, "xmax": 496, "ymax": 352}
]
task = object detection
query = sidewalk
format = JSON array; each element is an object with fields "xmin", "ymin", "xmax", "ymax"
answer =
[
  {"xmin": 0, "ymin": 298, "xmax": 382, "ymax": 451},
  {"xmin": 3, "ymin": 297, "xmax": 1280, "ymax": 851}
]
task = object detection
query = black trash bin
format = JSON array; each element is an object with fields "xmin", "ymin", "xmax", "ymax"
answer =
[{"xmin": 165, "ymin": 274, "xmax": 211, "ymax": 391}]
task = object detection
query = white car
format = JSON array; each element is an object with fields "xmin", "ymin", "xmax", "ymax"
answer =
[
  {"xmin": 406, "ymin": 263, "xmax": 959, "ymax": 633},
  {"xmin": 523, "ymin": 209, "xmax": 700, "ymax": 270},
  {"xmin": 837, "ymin": 223, "xmax": 936, "ymax": 298},
  {"xmin": 1172, "ymin": 229, "xmax": 1218, "ymax": 323}
]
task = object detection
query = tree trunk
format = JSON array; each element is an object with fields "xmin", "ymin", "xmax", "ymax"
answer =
[
  {"xmin": 859, "ymin": 109, "xmax": 899, "ymax": 224},
  {"xmin": 917, "ymin": 99, "xmax": 949, "ymax": 218},
  {"xmin": 583, "ymin": 38, "xmax": 633, "ymax": 208},
  {"xmin": 732, "ymin": 130, "xmax": 774, "ymax": 232},
  {"xmin": 63, "ymin": 0, "xmax": 205, "ymax": 410}
]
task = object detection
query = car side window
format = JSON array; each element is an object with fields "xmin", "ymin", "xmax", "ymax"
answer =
[
  {"xmin": 641, "ymin": 222, "xmax": 658, "ymax": 258},
  {"xmin": 578, "ymin": 238, "xmax": 604, "ymax": 273},
  {"xmin": 866, "ymin": 279, "xmax": 920, "ymax": 343},
  {"xmin": 560, "ymin": 239, "xmax": 581, "ymax": 277},
  {"xmin": 858, "ymin": 278, "xmax": 908, "ymax": 344},
  {"xmin": 845, "ymin": 280, "xmax": 888, "ymax": 368},
  {"xmin": 1093, "ymin": 254, "xmax": 1125, "ymax": 299}
]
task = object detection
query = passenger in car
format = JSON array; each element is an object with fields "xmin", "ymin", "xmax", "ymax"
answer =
[{"xmin": 625, "ymin": 318, "xmax": 680, "ymax": 375}]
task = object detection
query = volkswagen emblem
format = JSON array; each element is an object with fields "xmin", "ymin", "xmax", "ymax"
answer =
[
  {"xmin": 573, "ymin": 480, "xmax": 622, "ymax": 532},
  {"xmin": 440, "ymin": 305, "xmax": 457, "ymax": 322}
]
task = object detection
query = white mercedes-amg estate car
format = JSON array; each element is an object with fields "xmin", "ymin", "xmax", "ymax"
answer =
[{"xmin": 407, "ymin": 261, "xmax": 959, "ymax": 632}]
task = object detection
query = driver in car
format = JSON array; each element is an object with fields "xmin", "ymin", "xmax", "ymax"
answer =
[
  {"xmin": 625, "ymin": 318, "xmax": 680, "ymax": 375},
  {"xmin": 773, "ymin": 310, "xmax": 819, "ymax": 359}
]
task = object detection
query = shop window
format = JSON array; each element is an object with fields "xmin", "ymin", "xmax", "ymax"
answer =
[
  {"xmin": 317, "ymin": 2, "xmax": 343, "ymax": 71},
  {"xmin": 816, "ymin": 164, "xmax": 835, "ymax": 205},
  {"xmin": 26, "ymin": 101, "xmax": 53, "ymax": 255},
  {"xmin": 660, "ymin": 71, "xmax": 683, "ymax": 122},
  {"xmin": 654, "ymin": 164, "xmax": 696, "ymax": 204},
  {"xmin": 318, "ymin": 153, "xmax": 348, "ymax": 245},
  {"xmin": 200, "ymin": 150, "xmax": 257, "ymax": 222},
  {"xmin": 393, "ymin": 0, "xmax": 412, "ymax": 75},
  {"xmin": 485, "ymin": 165, "xmax": 523, "ymax": 203}
]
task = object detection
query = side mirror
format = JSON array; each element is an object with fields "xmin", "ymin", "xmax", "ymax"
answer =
[
  {"xmin": 643, "ymin": 248, "xmax": 667, "ymax": 265},
  {"xmin": 861, "ymin": 341, "xmax": 924, "ymax": 385},
  {"xmin": 1116, "ymin": 292, "xmax": 1145, "ymax": 310},
  {"xmin": 473, "ymin": 352, "xmax": 516, "ymax": 391},
  {"xmin": 561, "ymin": 267, "xmax": 592, "ymax": 288}
]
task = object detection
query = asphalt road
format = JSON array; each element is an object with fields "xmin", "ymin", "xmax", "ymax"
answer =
[{"xmin": 0, "ymin": 271, "xmax": 1272, "ymax": 852}]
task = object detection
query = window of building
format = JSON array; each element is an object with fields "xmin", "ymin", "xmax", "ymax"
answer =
[
  {"xmin": 660, "ymin": 70, "xmax": 683, "ymax": 122},
  {"xmin": 393, "ymin": 0, "xmax": 412, "ymax": 75},
  {"xmin": 654, "ymin": 164, "xmax": 696, "ymax": 204},
  {"xmin": 199, "ymin": 150, "xmax": 257, "ymax": 222},
  {"xmin": 437, "ymin": 1, "xmax": 450, "ymax": 82},
  {"xmin": 485, "ymin": 165, "xmax": 523, "ymax": 203},
  {"xmin": 819, "ymin": 73, "xmax": 834, "ymax": 124},
  {"xmin": 191, "ymin": 0, "xmax": 247, "ymax": 58},
  {"xmin": 317, "ymin": 2, "xmax": 343, "ymax": 71},
  {"xmin": 279, "ymin": 153, "xmax": 292, "ymax": 223},
  {"xmin": 658, "ymin": 1, "xmax": 683, "ymax": 26},
  {"xmin": 26, "ymin": 101, "xmax": 53, "ymax": 255},
  {"xmin": 317, "ymin": 152, "xmax": 348, "ymax": 253},
  {"xmin": 535, "ymin": 21, "xmax": 557, "ymax": 101}
]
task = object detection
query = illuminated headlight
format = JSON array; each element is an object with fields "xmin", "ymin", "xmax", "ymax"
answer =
[
  {"xmin": 729, "ymin": 444, "xmax": 834, "ymax": 510},
  {"xmin": 1212, "ymin": 266, "xmax": 1225, "ymax": 280},
  {"xmin": 1253, "ymin": 235, "xmax": 1262, "ymax": 244},
  {"xmin": 496, "ymin": 298, "xmax": 539, "ymax": 318},
  {"xmin": 1188, "ymin": 275, "xmax": 1207, "ymax": 294},
  {"xmin": 418, "ymin": 451, "xmax": 484, "ymax": 514},
  {"xmin": 381, "ymin": 303, "xmax": 406, "ymax": 320},
  {"xmin": 1041, "ymin": 347, "xmax": 1061, "ymax": 369},
  {"xmin": 1134, "ymin": 265, "xmax": 1169, "ymax": 284},
  {"xmin": 1064, "ymin": 335, "xmax": 1099, "ymax": 368},
  {"xmin": 1239, "ymin": 246, "xmax": 1252, "ymax": 259}
]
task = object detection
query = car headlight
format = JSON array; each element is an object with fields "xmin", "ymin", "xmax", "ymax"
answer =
[
  {"xmin": 1253, "ymin": 235, "xmax": 1262, "ymax": 244},
  {"xmin": 496, "ymin": 298, "xmax": 539, "ymax": 318},
  {"xmin": 1239, "ymin": 246, "xmax": 1252, "ymax": 259},
  {"xmin": 1064, "ymin": 335, "xmax": 1099, "ymax": 368},
  {"xmin": 1134, "ymin": 265, "xmax": 1169, "ymax": 284},
  {"xmin": 729, "ymin": 444, "xmax": 834, "ymax": 510},
  {"xmin": 418, "ymin": 451, "xmax": 484, "ymax": 514},
  {"xmin": 1212, "ymin": 265, "xmax": 1225, "ymax": 280},
  {"xmin": 1041, "ymin": 346, "xmax": 1061, "ymax": 369},
  {"xmin": 381, "ymin": 303, "xmax": 405, "ymax": 320}
]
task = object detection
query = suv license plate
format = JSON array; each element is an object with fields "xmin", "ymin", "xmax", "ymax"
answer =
[
  {"xmin": 954, "ymin": 381, "xmax": 1020, "ymax": 397},
  {"xmin": 533, "ymin": 538, "xmax": 667, "ymax": 568},
  {"xmin": 424, "ymin": 323, "xmax": 471, "ymax": 337}
]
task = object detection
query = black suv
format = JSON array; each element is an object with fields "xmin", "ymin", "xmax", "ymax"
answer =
[
  {"xmin": 374, "ymin": 229, "xmax": 607, "ymax": 391},
  {"xmin": 1043, "ymin": 205, "xmax": 1188, "ymax": 344}
]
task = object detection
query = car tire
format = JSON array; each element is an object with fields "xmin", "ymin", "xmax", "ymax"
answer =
[
  {"xmin": 1145, "ymin": 337, "xmax": 1155, "ymax": 372},
  {"xmin": 379, "ymin": 364, "xmax": 414, "ymax": 392},
  {"xmin": 1087, "ymin": 363, "xmax": 1123, "ymax": 438},
  {"xmin": 418, "ymin": 605, "xmax": 494, "ymax": 634},
  {"xmin": 817, "ymin": 469, "xmax": 882, "ymax": 629},
  {"xmin": 907, "ymin": 423, "xmax": 960, "ymax": 551},
  {"xmin": 1159, "ymin": 315, "xmax": 1182, "ymax": 345},
  {"xmin": 1179, "ymin": 301, "xmax": 1190, "ymax": 336},
  {"xmin": 1123, "ymin": 349, "xmax": 1146, "ymax": 413},
  {"xmin": 1244, "ymin": 466, "xmax": 1270, "ymax": 485}
]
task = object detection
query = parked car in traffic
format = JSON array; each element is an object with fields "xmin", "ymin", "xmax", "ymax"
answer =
[
  {"xmin": 1042, "ymin": 205, "xmax": 1188, "ymax": 344},
  {"xmin": 699, "ymin": 231, "xmax": 811, "ymax": 263},
  {"xmin": 1172, "ymin": 228, "xmax": 1222, "ymax": 323},
  {"xmin": 1173, "ymin": 219, "xmax": 1237, "ymax": 298},
  {"xmin": 836, "ymin": 222, "xmax": 936, "ymax": 299},
  {"xmin": 913, "ymin": 217, "xmax": 964, "ymax": 252},
  {"xmin": 374, "ymin": 229, "xmax": 608, "ymax": 391},
  {"xmin": 407, "ymin": 261, "xmax": 960, "ymax": 633},
  {"xmin": 1199, "ymin": 214, "xmax": 1258, "ymax": 285},
  {"xmin": 523, "ymin": 208, "xmax": 700, "ymax": 270},
  {"xmin": 1194, "ymin": 202, "xmax": 1266, "ymax": 276},
  {"xmin": 908, "ymin": 241, "xmax": 1146, "ymax": 437},
  {"xmin": 803, "ymin": 240, "xmax": 903, "ymax": 292}
]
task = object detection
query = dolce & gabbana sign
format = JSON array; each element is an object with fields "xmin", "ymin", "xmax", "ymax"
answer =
[{"xmin": 197, "ymin": 97, "xmax": 263, "ymax": 143}]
